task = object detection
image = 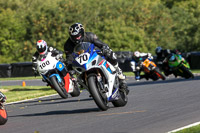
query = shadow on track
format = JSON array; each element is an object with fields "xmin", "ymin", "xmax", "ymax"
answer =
[
  {"xmin": 9, "ymin": 107, "xmax": 100, "ymax": 118},
  {"xmin": 25, "ymin": 98, "xmax": 93, "ymax": 107}
]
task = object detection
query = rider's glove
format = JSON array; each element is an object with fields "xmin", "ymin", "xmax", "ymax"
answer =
[
  {"xmin": 56, "ymin": 54, "xmax": 63, "ymax": 60},
  {"xmin": 102, "ymin": 46, "xmax": 112, "ymax": 56},
  {"xmin": 148, "ymin": 53, "xmax": 153, "ymax": 59}
]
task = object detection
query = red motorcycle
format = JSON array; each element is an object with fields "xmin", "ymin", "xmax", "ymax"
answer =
[{"xmin": 0, "ymin": 92, "xmax": 7, "ymax": 125}]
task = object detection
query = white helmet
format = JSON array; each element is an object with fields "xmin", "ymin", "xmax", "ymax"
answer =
[
  {"xmin": 36, "ymin": 40, "xmax": 48, "ymax": 55},
  {"xmin": 134, "ymin": 51, "xmax": 140, "ymax": 58}
]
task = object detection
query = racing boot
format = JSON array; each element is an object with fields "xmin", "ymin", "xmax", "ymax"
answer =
[
  {"xmin": 114, "ymin": 64, "xmax": 129, "ymax": 95},
  {"xmin": 135, "ymin": 71, "xmax": 141, "ymax": 81},
  {"xmin": 135, "ymin": 75, "xmax": 140, "ymax": 81},
  {"xmin": 69, "ymin": 70, "xmax": 80, "ymax": 90}
]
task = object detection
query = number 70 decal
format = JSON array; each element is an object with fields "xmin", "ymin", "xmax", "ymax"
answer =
[{"xmin": 75, "ymin": 53, "xmax": 90, "ymax": 65}]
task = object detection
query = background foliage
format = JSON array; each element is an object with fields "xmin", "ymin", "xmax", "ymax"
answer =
[{"xmin": 0, "ymin": 0, "xmax": 200, "ymax": 63}]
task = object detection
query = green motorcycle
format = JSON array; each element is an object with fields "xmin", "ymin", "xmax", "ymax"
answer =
[{"xmin": 168, "ymin": 54, "xmax": 194, "ymax": 79}]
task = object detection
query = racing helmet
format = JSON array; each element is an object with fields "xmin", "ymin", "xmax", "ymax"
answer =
[
  {"xmin": 36, "ymin": 40, "xmax": 48, "ymax": 55},
  {"xmin": 134, "ymin": 51, "xmax": 140, "ymax": 58},
  {"xmin": 155, "ymin": 46, "xmax": 162, "ymax": 55},
  {"xmin": 69, "ymin": 23, "xmax": 84, "ymax": 45}
]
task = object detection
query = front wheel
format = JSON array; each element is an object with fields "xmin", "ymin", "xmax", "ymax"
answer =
[
  {"xmin": 154, "ymin": 68, "xmax": 166, "ymax": 80},
  {"xmin": 180, "ymin": 66, "xmax": 194, "ymax": 79},
  {"xmin": 0, "ymin": 108, "xmax": 8, "ymax": 125},
  {"xmin": 88, "ymin": 75, "xmax": 109, "ymax": 111},
  {"xmin": 50, "ymin": 76, "xmax": 68, "ymax": 99}
]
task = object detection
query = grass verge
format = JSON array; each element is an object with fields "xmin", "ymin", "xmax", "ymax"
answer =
[
  {"xmin": 0, "ymin": 86, "xmax": 56, "ymax": 103},
  {"xmin": 172, "ymin": 124, "xmax": 200, "ymax": 133},
  {"xmin": 0, "ymin": 76, "xmax": 42, "ymax": 81}
]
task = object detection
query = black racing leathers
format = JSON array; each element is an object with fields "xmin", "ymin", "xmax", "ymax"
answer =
[{"xmin": 64, "ymin": 32, "xmax": 118, "ymax": 70}]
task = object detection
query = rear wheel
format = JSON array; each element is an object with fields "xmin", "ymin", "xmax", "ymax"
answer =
[
  {"xmin": 88, "ymin": 75, "xmax": 109, "ymax": 111},
  {"xmin": 70, "ymin": 82, "xmax": 80, "ymax": 97},
  {"xmin": 0, "ymin": 108, "xmax": 7, "ymax": 125},
  {"xmin": 50, "ymin": 76, "xmax": 68, "ymax": 99}
]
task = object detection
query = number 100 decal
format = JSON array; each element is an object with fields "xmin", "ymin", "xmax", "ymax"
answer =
[{"xmin": 40, "ymin": 60, "xmax": 50, "ymax": 69}]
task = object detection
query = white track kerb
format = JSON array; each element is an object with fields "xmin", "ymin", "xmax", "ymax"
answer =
[{"xmin": 167, "ymin": 121, "xmax": 200, "ymax": 133}]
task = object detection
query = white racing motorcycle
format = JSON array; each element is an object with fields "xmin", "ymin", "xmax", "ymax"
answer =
[
  {"xmin": 72, "ymin": 42, "xmax": 128, "ymax": 111},
  {"xmin": 37, "ymin": 52, "xmax": 80, "ymax": 99}
]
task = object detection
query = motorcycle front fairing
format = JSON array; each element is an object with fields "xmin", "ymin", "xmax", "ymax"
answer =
[
  {"xmin": 72, "ymin": 43, "xmax": 119, "ymax": 101},
  {"xmin": 37, "ymin": 53, "xmax": 73, "ymax": 92},
  {"xmin": 168, "ymin": 54, "xmax": 190, "ymax": 69},
  {"xmin": 49, "ymin": 61, "xmax": 66, "ymax": 83}
]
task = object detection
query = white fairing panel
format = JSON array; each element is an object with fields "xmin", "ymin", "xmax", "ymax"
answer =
[{"xmin": 37, "ymin": 53, "xmax": 58, "ymax": 74}]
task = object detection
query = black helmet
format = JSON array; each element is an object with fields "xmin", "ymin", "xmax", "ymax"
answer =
[
  {"xmin": 155, "ymin": 46, "xmax": 162, "ymax": 55},
  {"xmin": 69, "ymin": 23, "xmax": 84, "ymax": 45},
  {"xmin": 36, "ymin": 40, "xmax": 48, "ymax": 55}
]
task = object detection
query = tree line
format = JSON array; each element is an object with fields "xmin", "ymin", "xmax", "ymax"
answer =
[{"xmin": 0, "ymin": 0, "xmax": 200, "ymax": 63}]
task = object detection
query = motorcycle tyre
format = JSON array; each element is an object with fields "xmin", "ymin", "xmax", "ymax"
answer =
[
  {"xmin": 112, "ymin": 90, "xmax": 128, "ymax": 107},
  {"xmin": 88, "ymin": 75, "xmax": 109, "ymax": 111},
  {"xmin": 154, "ymin": 68, "xmax": 166, "ymax": 80},
  {"xmin": 0, "ymin": 108, "xmax": 8, "ymax": 125},
  {"xmin": 50, "ymin": 76, "xmax": 68, "ymax": 99},
  {"xmin": 70, "ymin": 85, "xmax": 80, "ymax": 97},
  {"xmin": 180, "ymin": 66, "xmax": 194, "ymax": 79}
]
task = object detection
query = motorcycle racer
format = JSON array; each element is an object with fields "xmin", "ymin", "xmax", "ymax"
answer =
[
  {"xmin": 64, "ymin": 23, "xmax": 129, "ymax": 94},
  {"xmin": 155, "ymin": 46, "xmax": 181, "ymax": 76},
  {"xmin": 130, "ymin": 51, "xmax": 153, "ymax": 81},
  {"xmin": 32, "ymin": 40, "xmax": 63, "ymax": 75}
]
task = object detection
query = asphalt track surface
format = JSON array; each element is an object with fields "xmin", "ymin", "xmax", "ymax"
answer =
[{"xmin": 1, "ymin": 76, "xmax": 200, "ymax": 133}]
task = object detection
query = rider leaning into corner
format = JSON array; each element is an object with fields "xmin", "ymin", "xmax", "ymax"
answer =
[
  {"xmin": 155, "ymin": 46, "xmax": 181, "ymax": 76},
  {"xmin": 32, "ymin": 40, "xmax": 63, "ymax": 75},
  {"xmin": 32, "ymin": 40, "xmax": 66, "ymax": 85},
  {"xmin": 63, "ymin": 23, "xmax": 129, "ymax": 94},
  {"xmin": 130, "ymin": 51, "xmax": 153, "ymax": 81}
]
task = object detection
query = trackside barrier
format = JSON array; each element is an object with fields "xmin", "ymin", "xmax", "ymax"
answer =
[
  {"xmin": 0, "ymin": 51, "xmax": 200, "ymax": 77},
  {"xmin": 0, "ymin": 64, "xmax": 12, "ymax": 78},
  {"xmin": 10, "ymin": 62, "xmax": 35, "ymax": 77},
  {"xmin": 186, "ymin": 52, "xmax": 200, "ymax": 69}
]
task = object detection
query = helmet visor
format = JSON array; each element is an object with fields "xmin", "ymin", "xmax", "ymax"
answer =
[
  {"xmin": 71, "ymin": 34, "xmax": 82, "ymax": 41},
  {"xmin": 37, "ymin": 45, "xmax": 47, "ymax": 54}
]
